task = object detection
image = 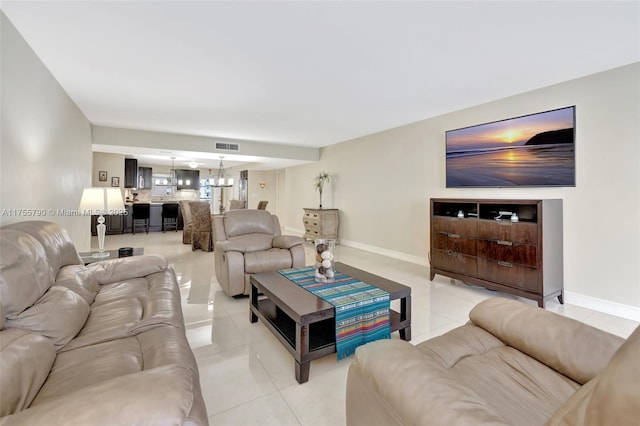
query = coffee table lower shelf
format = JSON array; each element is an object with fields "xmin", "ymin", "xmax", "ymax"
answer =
[
  {"xmin": 250, "ymin": 298, "xmax": 336, "ymax": 383},
  {"xmin": 255, "ymin": 299, "xmax": 336, "ymax": 353}
]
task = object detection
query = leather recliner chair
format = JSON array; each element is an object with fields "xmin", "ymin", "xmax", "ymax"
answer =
[{"xmin": 213, "ymin": 209, "xmax": 305, "ymax": 296}]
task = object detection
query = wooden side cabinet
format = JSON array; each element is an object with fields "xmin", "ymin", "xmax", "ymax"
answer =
[
  {"xmin": 303, "ymin": 208, "xmax": 339, "ymax": 242},
  {"xmin": 429, "ymin": 198, "xmax": 563, "ymax": 308}
]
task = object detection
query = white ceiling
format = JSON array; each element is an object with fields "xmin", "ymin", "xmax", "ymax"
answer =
[{"xmin": 2, "ymin": 1, "xmax": 639, "ymax": 169}]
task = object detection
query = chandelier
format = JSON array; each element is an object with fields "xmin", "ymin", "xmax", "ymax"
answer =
[{"xmin": 211, "ymin": 157, "xmax": 233, "ymax": 187}]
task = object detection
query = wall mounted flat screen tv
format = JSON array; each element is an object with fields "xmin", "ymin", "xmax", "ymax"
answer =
[{"xmin": 446, "ymin": 106, "xmax": 575, "ymax": 187}]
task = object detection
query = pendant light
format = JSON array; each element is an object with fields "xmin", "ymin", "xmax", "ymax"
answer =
[{"xmin": 211, "ymin": 157, "xmax": 233, "ymax": 187}]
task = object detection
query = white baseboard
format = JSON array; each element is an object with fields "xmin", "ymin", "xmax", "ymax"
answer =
[
  {"xmin": 283, "ymin": 226, "xmax": 640, "ymax": 322},
  {"xmin": 284, "ymin": 226, "xmax": 427, "ymax": 266},
  {"xmin": 339, "ymin": 238, "xmax": 428, "ymax": 267},
  {"xmin": 565, "ymin": 291, "xmax": 640, "ymax": 322}
]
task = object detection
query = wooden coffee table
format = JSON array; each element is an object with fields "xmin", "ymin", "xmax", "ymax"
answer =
[{"xmin": 249, "ymin": 262, "xmax": 411, "ymax": 384}]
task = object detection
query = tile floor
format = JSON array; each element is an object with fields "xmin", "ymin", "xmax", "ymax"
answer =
[{"xmin": 97, "ymin": 231, "xmax": 639, "ymax": 426}]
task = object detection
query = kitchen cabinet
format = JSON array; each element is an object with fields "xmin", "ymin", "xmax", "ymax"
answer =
[
  {"xmin": 124, "ymin": 159, "xmax": 138, "ymax": 188},
  {"xmin": 429, "ymin": 198, "xmax": 563, "ymax": 308},
  {"xmin": 91, "ymin": 214, "xmax": 124, "ymax": 235},
  {"xmin": 124, "ymin": 205, "xmax": 133, "ymax": 232},
  {"xmin": 138, "ymin": 167, "xmax": 152, "ymax": 189},
  {"xmin": 176, "ymin": 170, "xmax": 200, "ymax": 190},
  {"xmin": 149, "ymin": 204, "xmax": 163, "ymax": 232}
]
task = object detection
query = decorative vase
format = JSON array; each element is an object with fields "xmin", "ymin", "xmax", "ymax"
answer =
[{"xmin": 314, "ymin": 239, "xmax": 335, "ymax": 282}]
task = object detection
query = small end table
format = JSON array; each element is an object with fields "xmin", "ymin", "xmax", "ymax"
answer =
[{"xmin": 79, "ymin": 247, "xmax": 144, "ymax": 265}]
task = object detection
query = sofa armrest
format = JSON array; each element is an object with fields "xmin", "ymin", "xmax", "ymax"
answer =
[
  {"xmin": 346, "ymin": 339, "xmax": 510, "ymax": 426},
  {"xmin": 215, "ymin": 240, "xmax": 246, "ymax": 253},
  {"xmin": 86, "ymin": 255, "xmax": 168, "ymax": 285},
  {"xmin": 0, "ymin": 365, "xmax": 202, "ymax": 426},
  {"xmin": 469, "ymin": 298, "xmax": 625, "ymax": 385},
  {"xmin": 272, "ymin": 235, "xmax": 304, "ymax": 250}
]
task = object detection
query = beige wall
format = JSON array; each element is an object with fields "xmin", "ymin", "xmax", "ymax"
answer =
[
  {"xmin": 247, "ymin": 170, "xmax": 278, "ymax": 211},
  {"xmin": 0, "ymin": 12, "xmax": 92, "ymax": 249},
  {"xmin": 92, "ymin": 152, "xmax": 125, "ymax": 188},
  {"xmin": 280, "ymin": 63, "xmax": 640, "ymax": 316}
]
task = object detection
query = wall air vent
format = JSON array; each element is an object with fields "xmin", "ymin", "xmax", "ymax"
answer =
[{"xmin": 215, "ymin": 142, "xmax": 240, "ymax": 152}]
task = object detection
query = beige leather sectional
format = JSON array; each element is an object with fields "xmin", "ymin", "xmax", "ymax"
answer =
[
  {"xmin": 0, "ymin": 221, "xmax": 207, "ymax": 425},
  {"xmin": 347, "ymin": 297, "xmax": 639, "ymax": 425}
]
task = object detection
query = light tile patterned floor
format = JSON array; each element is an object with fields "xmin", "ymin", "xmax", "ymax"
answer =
[{"xmin": 98, "ymin": 231, "xmax": 639, "ymax": 426}]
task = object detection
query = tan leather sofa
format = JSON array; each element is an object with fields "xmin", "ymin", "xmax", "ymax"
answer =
[
  {"xmin": 213, "ymin": 209, "xmax": 305, "ymax": 296},
  {"xmin": 346, "ymin": 297, "xmax": 639, "ymax": 426},
  {"xmin": 0, "ymin": 221, "xmax": 208, "ymax": 425}
]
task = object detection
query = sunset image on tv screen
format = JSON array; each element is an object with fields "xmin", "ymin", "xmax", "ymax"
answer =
[{"xmin": 446, "ymin": 106, "xmax": 575, "ymax": 187}]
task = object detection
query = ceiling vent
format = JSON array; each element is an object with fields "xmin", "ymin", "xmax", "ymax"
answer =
[{"xmin": 215, "ymin": 142, "xmax": 240, "ymax": 152}]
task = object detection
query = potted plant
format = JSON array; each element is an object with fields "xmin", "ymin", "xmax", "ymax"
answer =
[{"xmin": 313, "ymin": 171, "xmax": 330, "ymax": 209}]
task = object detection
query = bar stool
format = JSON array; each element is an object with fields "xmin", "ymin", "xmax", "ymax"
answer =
[
  {"xmin": 162, "ymin": 203, "xmax": 179, "ymax": 232},
  {"xmin": 132, "ymin": 203, "xmax": 150, "ymax": 234}
]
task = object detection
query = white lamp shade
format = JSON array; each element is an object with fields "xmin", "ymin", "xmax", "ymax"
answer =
[
  {"xmin": 227, "ymin": 177, "xmax": 234, "ymax": 186},
  {"xmin": 79, "ymin": 188, "xmax": 125, "ymax": 215}
]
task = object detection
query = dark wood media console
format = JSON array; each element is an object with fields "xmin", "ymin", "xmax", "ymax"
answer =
[{"xmin": 429, "ymin": 198, "xmax": 563, "ymax": 307}]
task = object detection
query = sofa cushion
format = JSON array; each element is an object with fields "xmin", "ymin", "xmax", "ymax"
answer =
[
  {"xmin": 351, "ymin": 337, "xmax": 511, "ymax": 425},
  {"xmin": 2, "ymin": 364, "xmax": 197, "ymax": 426},
  {"xmin": 55, "ymin": 264, "xmax": 99, "ymax": 305},
  {"xmin": 3, "ymin": 221, "xmax": 81, "ymax": 274},
  {"xmin": 0, "ymin": 328, "xmax": 56, "ymax": 416},
  {"xmin": 0, "ymin": 229, "xmax": 54, "ymax": 318},
  {"xmin": 352, "ymin": 323, "xmax": 582, "ymax": 425},
  {"xmin": 86, "ymin": 254, "xmax": 169, "ymax": 284},
  {"xmin": 273, "ymin": 235, "xmax": 304, "ymax": 249},
  {"xmin": 547, "ymin": 325, "xmax": 640, "ymax": 425},
  {"xmin": 61, "ymin": 288, "xmax": 183, "ymax": 352},
  {"xmin": 469, "ymin": 298, "xmax": 624, "ymax": 384},
  {"xmin": 92, "ymin": 269, "xmax": 179, "ymax": 307},
  {"xmin": 245, "ymin": 248, "xmax": 294, "ymax": 274},
  {"xmin": 32, "ymin": 325, "xmax": 198, "ymax": 407},
  {"xmin": 224, "ymin": 209, "xmax": 274, "ymax": 237},
  {"xmin": 5, "ymin": 286, "xmax": 90, "ymax": 350},
  {"xmin": 226, "ymin": 234, "xmax": 275, "ymax": 253}
]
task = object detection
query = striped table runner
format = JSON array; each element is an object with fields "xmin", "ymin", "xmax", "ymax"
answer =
[{"xmin": 278, "ymin": 267, "xmax": 390, "ymax": 360}]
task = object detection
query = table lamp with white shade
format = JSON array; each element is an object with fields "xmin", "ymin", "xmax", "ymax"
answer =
[{"xmin": 79, "ymin": 187, "xmax": 125, "ymax": 258}]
